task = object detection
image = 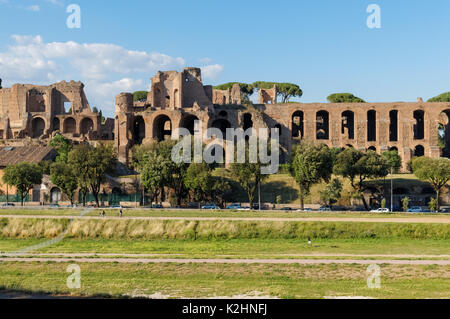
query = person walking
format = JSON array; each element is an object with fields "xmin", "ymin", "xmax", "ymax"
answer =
[{"xmin": 119, "ymin": 209, "xmax": 123, "ymax": 218}]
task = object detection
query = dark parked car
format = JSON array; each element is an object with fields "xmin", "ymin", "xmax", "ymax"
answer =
[
  {"xmin": 2, "ymin": 203, "xmax": 15, "ymax": 207},
  {"xmin": 226, "ymin": 204, "xmax": 242, "ymax": 210},
  {"xmin": 152, "ymin": 204, "xmax": 163, "ymax": 209},
  {"xmin": 280, "ymin": 207, "xmax": 293, "ymax": 211}
]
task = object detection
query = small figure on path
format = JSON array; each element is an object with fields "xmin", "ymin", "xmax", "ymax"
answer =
[
  {"xmin": 119, "ymin": 209, "xmax": 123, "ymax": 218},
  {"xmin": 101, "ymin": 210, "xmax": 106, "ymax": 217},
  {"xmin": 308, "ymin": 237, "xmax": 312, "ymax": 246}
]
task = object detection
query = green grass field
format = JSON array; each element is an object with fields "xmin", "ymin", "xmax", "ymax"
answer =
[
  {"xmin": 0, "ymin": 211, "xmax": 448, "ymax": 299},
  {"xmin": 0, "ymin": 262, "xmax": 448, "ymax": 299}
]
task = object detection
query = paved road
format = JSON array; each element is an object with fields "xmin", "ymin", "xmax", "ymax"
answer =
[
  {"xmin": 0, "ymin": 215, "xmax": 449, "ymax": 224},
  {"xmin": 1, "ymin": 257, "xmax": 449, "ymax": 265}
]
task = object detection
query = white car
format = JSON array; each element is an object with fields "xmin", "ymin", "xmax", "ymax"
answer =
[{"xmin": 370, "ymin": 208, "xmax": 390, "ymax": 213}]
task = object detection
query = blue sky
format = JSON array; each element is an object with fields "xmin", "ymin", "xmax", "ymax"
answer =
[{"xmin": 1, "ymin": 0, "xmax": 450, "ymax": 117}]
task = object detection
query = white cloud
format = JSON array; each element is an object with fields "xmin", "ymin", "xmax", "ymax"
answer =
[
  {"xmin": 201, "ymin": 64, "xmax": 224, "ymax": 80},
  {"xmin": 0, "ymin": 35, "xmax": 224, "ymax": 116},
  {"xmin": 45, "ymin": 0, "xmax": 64, "ymax": 6},
  {"xmin": 199, "ymin": 57, "xmax": 212, "ymax": 64},
  {"xmin": 27, "ymin": 5, "xmax": 40, "ymax": 11}
]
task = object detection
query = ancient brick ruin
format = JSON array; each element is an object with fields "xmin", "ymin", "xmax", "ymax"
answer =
[
  {"xmin": 0, "ymin": 80, "xmax": 113, "ymax": 143},
  {"xmin": 115, "ymin": 68, "xmax": 450, "ymax": 171},
  {"xmin": 1, "ymin": 68, "xmax": 450, "ymax": 173}
]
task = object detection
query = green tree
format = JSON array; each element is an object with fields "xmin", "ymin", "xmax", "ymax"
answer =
[
  {"xmin": 50, "ymin": 134, "xmax": 72, "ymax": 162},
  {"xmin": 133, "ymin": 91, "xmax": 148, "ymax": 102},
  {"xmin": 290, "ymin": 143, "xmax": 334, "ymax": 210},
  {"xmin": 184, "ymin": 162, "xmax": 213, "ymax": 207},
  {"xmin": 327, "ymin": 93, "xmax": 365, "ymax": 103},
  {"xmin": 333, "ymin": 149, "xmax": 389, "ymax": 210},
  {"xmin": 230, "ymin": 145, "xmax": 269, "ymax": 209},
  {"xmin": 319, "ymin": 178, "xmax": 343, "ymax": 208},
  {"xmin": 428, "ymin": 92, "xmax": 450, "ymax": 102},
  {"xmin": 140, "ymin": 152, "xmax": 165, "ymax": 205},
  {"xmin": 135, "ymin": 140, "xmax": 190, "ymax": 207},
  {"xmin": 214, "ymin": 82, "xmax": 255, "ymax": 101},
  {"xmin": 411, "ymin": 157, "xmax": 450, "ymax": 211},
  {"xmin": 68, "ymin": 144, "xmax": 116, "ymax": 207},
  {"xmin": 253, "ymin": 81, "xmax": 303, "ymax": 103},
  {"xmin": 68, "ymin": 144, "xmax": 91, "ymax": 206},
  {"xmin": 402, "ymin": 197, "xmax": 410, "ymax": 212},
  {"xmin": 382, "ymin": 150, "xmax": 402, "ymax": 173},
  {"xmin": 3, "ymin": 163, "xmax": 43, "ymax": 206},
  {"xmin": 210, "ymin": 175, "xmax": 232, "ymax": 208},
  {"xmin": 428, "ymin": 197, "xmax": 437, "ymax": 212},
  {"xmin": 50, "ymin": 162, "xmax": 78, "ymax": 205}
]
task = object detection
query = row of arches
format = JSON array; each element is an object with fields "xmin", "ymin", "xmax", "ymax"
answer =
[
  {"xmin": 290, "ymin": 109, "xmax": 448, "ymax": 143},
  {"xmin": 131, "ymin": 113, "xmax": 251, "ymax": 145},
  {"xmin": 30, "ymin": 117, "xmax": 95, "ymax": 138}
]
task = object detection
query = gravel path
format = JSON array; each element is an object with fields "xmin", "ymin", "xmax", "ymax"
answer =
[
  {"xmin": 2, "ymin": 253, "xmax": 449, "ymax": 258},
  {"xmin": 0, "ymin": 215, "xmax": 449, "ymax": 224},
  {"xmin": 1, "ymin": 257, "xmax": 449, "ymax": 265}
]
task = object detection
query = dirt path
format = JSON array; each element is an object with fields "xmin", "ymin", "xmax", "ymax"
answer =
[
  {"xmin": 0, "ymin": 215, "xmax": 449, "ymax": 224},
  {"xmin": 1, "ymin": 257, "xmax": 449, "ymax": 265},
  {"xmin": 2, "ymin": 253, "xmax": 450, "ymax": 258}
]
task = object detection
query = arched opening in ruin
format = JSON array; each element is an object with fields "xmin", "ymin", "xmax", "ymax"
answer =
[
  {"xmin": 292, "ymin": 111, "xmax": 304, "ymax": 138},
  {"xmin": 316, "ymin": 111, "xmax": 329, "ymax": 140},
  {"xmin": 180, "ymin": 114, "xmax": 199, "ymax": 135},
  {"xmin": 153, "ymin": 115, "xmax": 172, "ymax": 142},
  {"xmin": 31, "ymin": 117, "xmax": 45, "ymax": 138},
  {"xmin": 50, "ymin": 187, "xmax": 62, "ymax": 203},
  {"xmin": 52, "ymin": 118, "xmax": 60, "ymax": 132},
  {"xmin": 389, "ymin": 146, "xmax": 398, "ymax": 152},
  {"xmin": 438, "ymin": 110, "xmax": 450, "ymax": 158},
  {"xmin": 389, "ymin": 110, "xmax": 398, "ymax": 142},
  {"xmin": 243, "ymin": 113, "xmax": 253, "ymax": 131},
  {"xmin": 219, "ymin": 111, "xmax": 228, "ymax": 118},
  {"xmin": 414, "ymin": 145, "xmax": 425, "ymax": 157},
  {"xmin": 367, "ymin": 110, "xmax": 377, "ymax": 142},
  {"xmin": 341, "ymin": 111, "xmax": 354, "ymax": 139},
  {"xmin": 80, "ymin": 118, "xmax": 94, "ymax": 135},
  {"xmin": 212, "ymin": 119, "xmax": 232, "ymax": 137},
  {"xmin": 367, "ymin": 146, "xmax": 377, "ymax": 152},
  {"xmin": 413, "ymin": 110, "xmax": 425, "ymax": 140},
  {"xmin": 346, "ymin": 144, "xmax": 354, "ymax": 149},
  {"xmin": 132, "ymin": 116, "xmax": 146, "ymax": 145},
  {"xmin": 64, "ymin": 117, "xmax": 76, "ymax": 134}
]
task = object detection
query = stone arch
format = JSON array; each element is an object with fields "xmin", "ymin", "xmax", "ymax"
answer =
[
  {"xmin": 389, "ymin": 146, "xmax": 398, "ymax": 152},
  {"xmin": 316, "ymin": 110, "xmax": 329, "ymax": 140},
  {"xmin": 389, "ymin": 110, "xmax": 398, "ymax": 142},
  {"xmin": 413, "ymin": 110, "xmax": 425, "ymax": 140},
  {"xmin": 367, "ymin": 110, "xmax": 376, "ymax": 142},
  {"xmin": 242, "ymin": 113, "xmax": 253, "ymax": 131},
  {"xmin": 341, "ymin": 110, "xmax": 354, "ymax": 139},
  {"xmin": 368, "ymin": 146, "xmax": 377, "ymax": 152},
  {"xmin": 132, "ymin": 116, "xmax": 146, "ymax": 145},
  {"xmin": 52, "ymin": 117, "xmax": 60, "ymax": 132},
  {"xmin": 80, "ymin": 117, "xmax": 94, "ymax": 135},
  {"xmin": 414, "ymin": 145, "xmax": 425, "ymax": 157},
  {"xmin": 50, "ymin": 187, "xmax": 62, "ymax": 203},
  {"xmin": 180, "ymin": 114, "xmax": 200, "ymax": 135},
  {"xmin": 212, "ymin": 118, "xmax": 232, "ymax": 137},
  {"xmin": 63, "ymin": 117, "xmax": 76, "ymax": 134},
  {"xmin": 31, "ymin": 117, "xmax": 46, "ymax": 138},
  {"xmin": 153, "ymin": 114, "xmax": 172, "ymax": 141},
  {"xmin": 292, "ymin": 110, "xmax": 304, "ymax": 138},
  {"xmin": 439, "ymin": 109, "xmax": 450, "ymax": 158},
  {"xmin": 218, "ymin": 110, "xmax": 228, "ymax": 118}
]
